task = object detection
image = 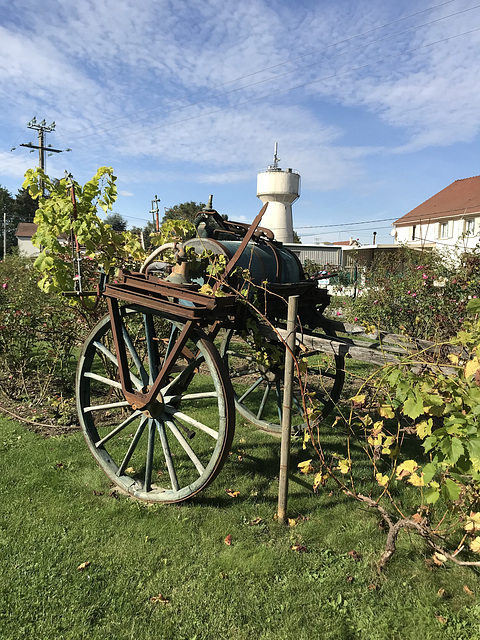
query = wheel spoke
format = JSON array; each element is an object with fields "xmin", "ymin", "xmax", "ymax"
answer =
[
  {"xmin": 122, "ymin": 324, "xmax": 149, "ymax": 387},
  {"xmin": 163, "ymin": 406, "xmax": 219, "ymax": 440},
  {"xmin": 164, "ymin": 419, "xmax": 205, "ymax": 475},
  {"xmin": 117, "ymin": 416, "xmax": 148, "ymax": 475},
  {"xmin": 84, "ymin": 400, "xmax": 131, "ymax": 413},
  {"xmin": 238, "ymin": 376, "xmax": 264, "ymax": 403},
  {"xmin": 84, "ymin": 372, "xmax": 123, "ymax": 389},
  {"xmin": 95, "ymin": 410, "xmax": 143, "ymax": 448},
  {"xmin": 144, "ymin": 419, "xmax": 155, "ymax": 492},
  {"xmin": 256, "ymin": 382, "xmax": 272, "ymax": 420},
  {"xmin": 221, "ymin": 324, "xmax": 344, "ymax": 434},
  {"xmin": 93, "ymin": 340, "xmax": 143, "ymax": 390},
  {"xmin": 161, "ymin": 357, "xmax": 199, "ymax": 396},
  {"xmin": 156, "ymin": 420, "xmax": 179, "ymax": 491}
]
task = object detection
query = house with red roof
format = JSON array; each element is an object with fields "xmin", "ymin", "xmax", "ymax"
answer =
[{"xmin": 393, "ymin": 176, "xmax": 480, "ymax": 250}]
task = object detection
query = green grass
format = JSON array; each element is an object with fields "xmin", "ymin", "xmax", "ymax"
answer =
[{"xmin": 1, "ymin": 414, "xmax": 480, "ymax": 640}]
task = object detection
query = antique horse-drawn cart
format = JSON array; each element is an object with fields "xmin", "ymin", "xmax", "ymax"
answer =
[{"xmin": 75, "ymin": 203, "xmax": 345, "ymax": 503}]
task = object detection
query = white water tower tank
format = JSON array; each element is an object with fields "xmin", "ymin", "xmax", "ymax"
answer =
[{"xmin": 256, "ymin": 144, "xmax": 300, "ymax": 243}]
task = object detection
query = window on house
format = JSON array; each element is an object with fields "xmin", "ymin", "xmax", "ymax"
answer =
[
  {"xmin": 411, "ymin": 225, "xmax": 416, "ymax": 241},
  {"xmin": 465, "ymin": 218, "xmax": 475, "ymax": 235},
  {"xmin": 439, "ymin": 222, "xmax": 449, "ymax": 239}
]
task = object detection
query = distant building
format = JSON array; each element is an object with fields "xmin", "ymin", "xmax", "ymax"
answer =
[
  {"xmin": 15, "ymin": 223, "xmax": 40, "ymax": 257},
  {"xmin": 15, "ymin": 222, "xmax": 68, "ymax": 257},
  {"xmin": 393, "ymin": 176, "xmax": 480, "ymax": 250}
]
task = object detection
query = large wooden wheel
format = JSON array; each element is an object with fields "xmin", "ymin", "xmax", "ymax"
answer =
[
  {"xmin": 76, "ymin": 307, "xmax": 235, "ymax": 503},
  {"xmin": 220, "ymin": 320, "xmax": 345, "ymax": 434}
]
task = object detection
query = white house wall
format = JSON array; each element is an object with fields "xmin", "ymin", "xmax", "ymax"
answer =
[{"xmin": 395, "ymin": 215, "xmax": 479, "ymax": 250}]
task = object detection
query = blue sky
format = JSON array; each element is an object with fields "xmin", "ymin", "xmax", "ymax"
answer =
[{"xmin": 1, "ymin": 0, "xmax": 480, "ymax": 244}]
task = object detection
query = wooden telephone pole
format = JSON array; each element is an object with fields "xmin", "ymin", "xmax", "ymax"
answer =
[{"xmin": 18, "ymin": 118, "xmax": 69, "ymax": 193}]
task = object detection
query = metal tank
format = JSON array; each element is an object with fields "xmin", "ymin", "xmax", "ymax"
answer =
[{"xmin": 185, "ymin": 237, "xmax": 304, "ymax": 285}]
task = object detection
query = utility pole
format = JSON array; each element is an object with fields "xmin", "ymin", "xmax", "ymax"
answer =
[
  {"xmin": 15, "ymin": 118, "xmax": 70, "ymax": 194},
  {"xmin": 150, "ymin": 195, "xmax": 161, "ymax": 232}
]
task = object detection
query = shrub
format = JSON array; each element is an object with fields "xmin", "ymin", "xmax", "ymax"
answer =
[
  {"xmin": 0, "ymin": 255, "xmax": 83, "ymax": 404},
  {"xmin": 343, "ymin": 245, "xmax": 480, "ymax": 340}
]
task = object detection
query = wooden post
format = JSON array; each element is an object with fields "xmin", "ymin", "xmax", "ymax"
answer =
[{"xmin": 278, "ymin": 295, "xmax": 299, "ymax": 524}]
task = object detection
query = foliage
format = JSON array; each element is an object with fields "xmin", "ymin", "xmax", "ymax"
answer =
[
  {"xmin": 105, "ymin": 212, "xmax": 127, "ymax": 232},
  {"xmin": 0, "ymin": 186, "xmax": 39, "ymax": 257},
  {"xmin": 22, "ymin": 167, "xmax": 146, "ymax": 294},
  {"xmin": 0, "ymin": 254, "xmax": 81, "ymax": 406},
  {"xmin": 304, "ymin": 300, "xmax": 480, "ymax": 569},
  {"xmin": 343, "ymin": 245, "xmax": 480, "ymax": 340},
  {"xmin": 161, "ymin": 201, "xmax": 206, "ymax": 225}
]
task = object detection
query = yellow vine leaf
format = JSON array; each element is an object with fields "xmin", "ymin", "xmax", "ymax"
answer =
[
  {"xmin": 465, "ymin": 357, "xmax": 480, "ymax": 379},
  {"xmin": 416, "ymin": 419, "xmax": 433, "ymax": 439},
  {"xmin": 303, "ymin": 431, "xmax": 311, "ymax": 450},
  {"xmin": 368, "ymin": 433, "xmax": 383, "ymax": 447},
  {"xmin": 351, "ymin": 394, "xmax": 366, "ymax": 406},
  {"xmin": 448, "ymin": 354, "xmax": 459, "ymax": 365},
  {"xmin": 464, "ymin": 512, "xmax": 480, "ymax": 533},
  {"xmin": 376, "ymin": 472, "xmax": 389, "ymax": 487},
  {"xmin": 313, "ymin": 472, "xmax": 328, "ymax": 491},
  {"xmin": 337, "ymin": 458, "xmax": 351, "ymax": 474},
  {"xmin": 396, "ymin": 459, "xmax": 418, "ymax": 480},
  {"xmin": 199, "ymin": 284, "xmax": 214, "ymax": 296},
  {"xmin": 298, "ymin": 459, "xmax": 314, "ymax": 474},
  {"xmin": 408, "ymin": 472, "xmax": 424, "ymax": 487},
  {"xmin": 379, "ymin": 405, "xmax": 394, "ymax": 419},
  {"xmin": 469, "ymin": 537, "xmax": 480, "ymax": 553}
]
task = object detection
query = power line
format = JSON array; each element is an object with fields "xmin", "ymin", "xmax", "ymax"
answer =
[{"xmin": 295, "ymin": 217, "xmax": 396, "ymax": 229}]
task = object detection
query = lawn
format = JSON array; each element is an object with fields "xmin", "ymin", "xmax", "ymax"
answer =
[{"xmin": 1, "ymin": 411, "xmax": 480, "ymax": 640}]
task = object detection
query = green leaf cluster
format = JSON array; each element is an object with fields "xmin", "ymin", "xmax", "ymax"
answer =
[{"xmin": 22, "ymin": 167, "xmax": 146, "ymax": 293}]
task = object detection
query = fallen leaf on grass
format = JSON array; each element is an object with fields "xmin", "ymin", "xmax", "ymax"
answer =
[
  {"xmin": 437, "ymin": 588, "xmax": 446, "ymax": 598},
  {"xmin": 432, "ymin": 552, "xmax": 447, "ymax": 566},
  {"xmin": 291, "ymin": 544, "xmax": 308, "ymax": 553},
  {"xmin": 125, "ymin": 467, "xmax": 136, "ymax": 474},
  {"xmin": 225, "ymin": 489, "xmax": 240, "ymax": 498},
  {"xmin": 348, "ymin": 550, "xmax": 361, "ymax": 561},
  {"xmin": 288, "ymin": 518, "xmax": 297, "ymax": 527},
  {"xmin": 92, "ymin": 490, "xmax": 104, "ymax": 496},
  {"xmin": 77, "ymin": 561, "xmax": 91, "ymax": 571},
  {"xmin": 247, "ymin": 517, "xmax": 263, "ymax": 526},
  {"xmin": 150, "ymin": 593, "xmax": 170, "ymax": 604},
  {"xmin": 109, "ymin": 488, "xmax": 120, "ymax": 499},
  {"xmin": 435, "ymin": 615, "xmax": 447, "ymax": 625},
  {"xmin": 463, "ymin": 585, "xmax": 474, "ymax": 596},
  {"xmin": 224, "ymin": 535, "xmax": 233, "ymax": 546},
  {"xmin": 411, "ymin": 513, "xmax": 423, "ymax": 524}
]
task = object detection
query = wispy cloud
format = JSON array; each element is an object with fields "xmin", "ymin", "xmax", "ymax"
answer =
[{"xmin": 2, "ymin": 0, "xmax": 480, "ymax": 197}]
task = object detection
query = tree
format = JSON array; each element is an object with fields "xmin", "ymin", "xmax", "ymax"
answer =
[
  {"xmin": 0, "ymin": 186, "xmax": 14, "ymax": 258},
  {"xmin": 0, "ymin": 187, "xmax": 39, "ymax": 257},
  {"xmin": 293, "ymin": 230, "xmax": 302, "ymax": 243},
  {"xmin": 162, "ymin": 201, "xmax": 206, "ymax": 225},
  {"xmin": 105, "ymin": 212, "xmax": 127, "ymax": 232},
  {"xmin": 14, "ymin": 187, "xmax": 38, "ymax": 223}
]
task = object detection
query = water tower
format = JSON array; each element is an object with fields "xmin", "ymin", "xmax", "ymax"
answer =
[{"xmin": 256, "ymin": 144, "xmax": 300, "ymax": 243}]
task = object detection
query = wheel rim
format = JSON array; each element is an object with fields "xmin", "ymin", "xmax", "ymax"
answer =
[
  {"xmin": 220, "ymin": 326, "xmax": 345, "ymax": 434},
  {"xmin": 76, "ymin": 308, "xmax": 235, "ymax": 503}
]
